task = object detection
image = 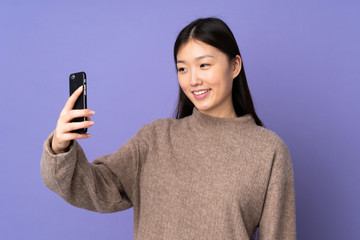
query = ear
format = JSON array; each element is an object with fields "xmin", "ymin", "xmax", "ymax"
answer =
[{"xmin": 231, "ymin": 55, "xmax": 242, "ymax": 79}]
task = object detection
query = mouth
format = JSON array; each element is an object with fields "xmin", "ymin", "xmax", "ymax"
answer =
[
  {"xmin": 192, "ymin": 89, "xmax": 211, "ymax": 95},
  {"xmin": 191, "ymin": 89, "xmax": 212, "ymax": 99}
]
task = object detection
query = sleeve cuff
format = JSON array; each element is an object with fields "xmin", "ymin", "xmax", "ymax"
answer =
[{"xmin": 44, "ymin": 130, "xmax": 75, "ymax": 156}]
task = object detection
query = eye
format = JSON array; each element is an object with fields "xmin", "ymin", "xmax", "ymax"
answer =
[
  {"xmin": 200, "ymin": 64, "xmax": 210, "ymax": 68},
  {"xmin": 177, "ymin": 67, "xmax": 187, "ymax": 72}
]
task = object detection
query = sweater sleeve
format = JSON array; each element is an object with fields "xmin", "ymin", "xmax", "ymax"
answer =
[
  {"xmin": 258, "ymin": 138, "xmax": 296, "ymax": 240},
  {"xmin": 40, "ymin": 125, "xmax": 150, "ymax": 213}
]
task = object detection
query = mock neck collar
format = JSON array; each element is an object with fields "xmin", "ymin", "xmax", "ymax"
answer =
[{"xmin": 189, "ymin": 107, "xmax": 256, "ymax": 127}]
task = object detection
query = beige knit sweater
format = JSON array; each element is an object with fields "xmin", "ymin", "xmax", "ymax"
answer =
[{"xmin": 41, "ymin": 108, "xmax": 296, "ymax": 240}]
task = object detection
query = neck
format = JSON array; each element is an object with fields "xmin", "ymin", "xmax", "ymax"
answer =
[
  {"xmin": 189, "ymin": 107, "xmax": 255, "ymax": 129},
  {"xmin": 198, "ymin": 106, "xmax": 237, "ymax": 118}
]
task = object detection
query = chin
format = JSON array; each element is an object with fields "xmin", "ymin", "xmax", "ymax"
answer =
[{"xmin": 194, "ymin": 104, "xmax": 213, "ymax": 113}]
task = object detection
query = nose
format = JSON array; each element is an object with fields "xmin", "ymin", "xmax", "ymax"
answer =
[{"xmin": 189, "ymin": 69, "xmax": 202, "ymax": 86}]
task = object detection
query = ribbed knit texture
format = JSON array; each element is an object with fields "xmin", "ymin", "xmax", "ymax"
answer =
[{"xmin": 41, "ymin": 108, "xmax": 296, "ymax": 240}]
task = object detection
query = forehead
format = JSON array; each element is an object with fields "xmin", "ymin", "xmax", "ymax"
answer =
[{"xmin": 177, "ymin": 39, "xmax": 222, "ymax": 61}]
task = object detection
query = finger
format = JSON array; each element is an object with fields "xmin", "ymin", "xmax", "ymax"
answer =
[
  {"xmin": 63, "ymin": 121, "xmax": 94, "ymax": 133},
  {"xmin": 61, "ymin": 132, "xmax": 92, "ymax": 141},
  {"xmin": 64, "ymin": 109, "xmax": 95, "ymax": 123},
  {"xmin": 63, "ymin": 85, "xmax": 84, "ymax": 111}
]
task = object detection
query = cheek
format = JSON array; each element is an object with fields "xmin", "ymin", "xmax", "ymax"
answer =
[
  {"xmin": 211, "ymin": 68, "xmax": 232, "ymax": 91},
  {"xmin": 222, "ymin": 67, "xmax": 234, "ymax": 90},
  {"xmin": 177, "ymin": 75, "xmax": 187, "ymax": 89},
  {"xmin": 224, "ymin": 76, "xmax": 234, "ymax": 94},
  {"xmin": 177, "ymin": 76, "xmax": 190, "ymax": 97}
]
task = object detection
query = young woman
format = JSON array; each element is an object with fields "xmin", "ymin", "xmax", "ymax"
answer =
[{"xmin": 41, "ymin": 17, "xmax": 296, "ymax": 239}]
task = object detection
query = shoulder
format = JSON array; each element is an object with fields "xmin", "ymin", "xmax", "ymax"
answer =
[
  {"xmin": 134, "ymin": 117, "xmax": 180, "ymax": 137},
  {"xmin": 252, "ymin": 125, "xmax": 292, "ymax": 167},
  {"xmin": 244, "ymin": 123, "xmax": 290, "ymax": 154},
  {"xmin": 247, "ymin": 125, "xmax": 293, "ymax": 180}
]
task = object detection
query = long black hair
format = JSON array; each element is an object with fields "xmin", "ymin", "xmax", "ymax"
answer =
[{"xmin": 173, "ymin": 17, "xmax": 265, "ymax": 127}]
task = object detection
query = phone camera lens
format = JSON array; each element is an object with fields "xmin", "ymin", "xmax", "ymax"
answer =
[{"xmin": 70, "ymin": 74, "xmax": 75, "ymax": 80}]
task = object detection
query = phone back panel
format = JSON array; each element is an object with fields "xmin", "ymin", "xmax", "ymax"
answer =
[{"xmin": 69, "ymin": 72, "xmax": 87, "ymax": 133}]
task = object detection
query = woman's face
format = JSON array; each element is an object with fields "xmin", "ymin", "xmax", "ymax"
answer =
[{"xmin": 176, "ymin": 39, "xmax": 241, "ymax": 118}]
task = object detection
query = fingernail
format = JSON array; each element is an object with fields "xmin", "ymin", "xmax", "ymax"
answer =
[{"xmin": 91, "ymin": 111, "xmax": 95, "ymax": 114}]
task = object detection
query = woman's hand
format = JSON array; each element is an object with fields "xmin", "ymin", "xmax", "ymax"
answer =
[{"xmin": 51, "ymin": 86, "xmax": 95, "ymax": 154}]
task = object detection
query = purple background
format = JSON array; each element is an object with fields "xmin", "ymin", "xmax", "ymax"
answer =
[{"xmin": 1, "ymin": 0, "xmax": 359, "ymax": 239}]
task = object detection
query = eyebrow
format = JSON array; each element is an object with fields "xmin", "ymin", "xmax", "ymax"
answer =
[{"xmin": 176, "ymin": 55, "xmax": 215, "ymax": 64}]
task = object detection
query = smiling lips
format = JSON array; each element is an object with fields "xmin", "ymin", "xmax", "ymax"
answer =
[{"xmin": 192, "ymin": 89, "xmax": 211, "ymax": 99}]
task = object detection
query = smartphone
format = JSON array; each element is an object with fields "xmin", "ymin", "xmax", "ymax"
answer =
[{"xmin": 69, "ymin": 71, "xmax": 87, "ymax": 134}]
